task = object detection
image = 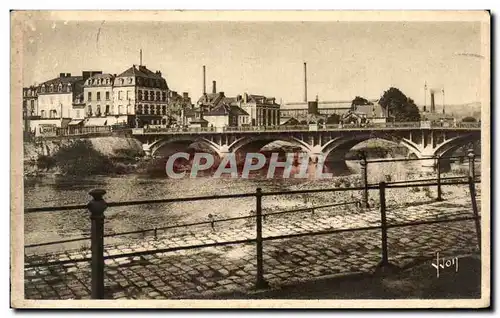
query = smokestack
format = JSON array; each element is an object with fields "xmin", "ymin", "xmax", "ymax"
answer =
[
  {"xmin": 424, "ymin": 81, "xmax": 427, "ymax": 112},
  {"xmin": 303, "ymin": 62, "xmax": 308, "ymax": 102},
  {"xmin": 140, "ymin": 49, "xmax": 142, "ymax": 66},
  {"xmin": 430, "ymin": 90, "xmax": 436, "ymax": 113},
  {"xmin": 212, "ymin": 80, "xmax": 216, "ymax": 94},
  {"xmin": 442, "ymin": 89, "xmax": 446, "ymax": 114},
  {"xmin": 203, "ymin": 66, "xmax": 206, "ymax": 95}
]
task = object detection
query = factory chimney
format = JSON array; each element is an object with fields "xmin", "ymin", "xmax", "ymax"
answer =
[
  {"xmin": 423, "ymin": 81, "xmax": 427, "ymax": 112},
  {"xmin": 203, "ymin": 65, "xmax": 206, "ymax": 95},
  {"xmin": 442, "ymin": 89, "xmax": 446, "ymax": 114},
  {"xmin": 430, "ymin": 90, "xmax": 436, "ymax": 113},
  {"xmin": 303, "ymin": 62, "xmax": 308, "ymax": 102},
  {"xmin": 212, "ymin": 80, "xmax": 216, "ymax": 94},
  {"xmin": 140, "ymin": 49, "xmax": 142, "ymax": 66}
]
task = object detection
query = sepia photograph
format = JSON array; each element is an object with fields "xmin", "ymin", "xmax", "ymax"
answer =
[{"xmin": 10, "ymin": 10, "xmax": 490, "ymax": 308}]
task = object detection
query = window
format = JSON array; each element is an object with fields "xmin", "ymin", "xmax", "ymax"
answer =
[
  {"xmin": 156, "ymin": 105, "xmax": 161, "ymax": 115},
  {"xmin": 162, "ymin": 92, "xmax": 166, "ymax": 102},
  {"xmin": 105, "ymin": 91, "xmax": 110, "ymax": 100},
  {"xmin": 138, "ymin": 90, "xmax": 142, "ymax": 101},
  {"xmin": 144, "ymin": 90, "xmax": 149, "ymax": 101},
  {"xmin": 41, "ymin": 85, "xmax": 46, "ymax": 93},
  {"xmin": 49, "ymin": 85, "xmax": 53, "ymax": 92},
  {"xmin": 128, "ymin": 77, "xmax": 133, "ymax": 84},
  {"xmin": 144, "ymin": 105, "xmax": 149, "ymax": 115},
  {"xmin": 118, "ymin": 91, "xmax": 123, "ymax": 100},
  {"xmin": 126, "ymin": 91, "xmax": 130, "ymax": 100},
  {"xmin": 40, "ymin": 110, "xmax": 45, "ymax": 118},
  {"xmin": 96, "ymin": 105, "xmax": 101, "ymax": 116},
  {"xmin": 88, "ymin": 92, "xmax": 92, "ymax": 101},
  {"xmin": 105, "ymin": 105, "xmax": 110, "ymax": 115},
  {"xmin": 58, "ymin": 84, "xmax": 62, "ymax": 92},
  {"xmin": 162, "ymin": 105, "xmax": 166, "ymax": 115},
  {"xmin": 149, "ymin": 91, "xmax": 154, "ymax": 101},
  {"xmin": 156, "ymin": 91, "xmax": 160, "ymax": 101},
  {"xmin": 97, "ymin": 92, "xmax": 101, "ymax": 101},
  {"xmin": 137, "ymin": 105, "xmax": 143, "ymax": 114},
  {"xmin": 118, "ymin": 105, "xmax": 123, "ymax": 115}
]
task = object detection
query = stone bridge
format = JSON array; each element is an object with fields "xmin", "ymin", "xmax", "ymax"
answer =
[{"xmin": 132, "ymin": 122, "xmax": 481, "ymax": 169}]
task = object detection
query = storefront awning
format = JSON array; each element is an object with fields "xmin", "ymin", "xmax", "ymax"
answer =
[
  {"xmin": 68, "ymin": 119, "xmax": 84, "ymax": 126},
  {"xmin": 85, "ymin": 118, "xmax": 108, "ymax": 126}
]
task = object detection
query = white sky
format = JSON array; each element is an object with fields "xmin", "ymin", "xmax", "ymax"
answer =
[{"xmin": 22, "ymin": 16, "xmax": 483, "ymax": 105}]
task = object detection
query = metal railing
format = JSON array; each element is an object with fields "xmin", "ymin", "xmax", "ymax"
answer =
[
  {"xmin": 133, "ymin": 121, "xmax": 481, "ymax": 135},
  {"xmin": 24, "ymin": 152, "xmax": 482, "ymax": 299}
]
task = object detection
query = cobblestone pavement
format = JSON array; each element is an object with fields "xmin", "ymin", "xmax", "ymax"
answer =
[{"xmin": 24, "ymin": 194, "xmax": 481, "ymax": 300}]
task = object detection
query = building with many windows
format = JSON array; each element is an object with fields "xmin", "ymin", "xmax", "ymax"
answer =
[
  {"xmin": 83, "ymin": 73, "xmax": 114, "ymax": 125},
  {"xmin": 114, "ymin": 64, "xmax": 170, "ymax": 127}
]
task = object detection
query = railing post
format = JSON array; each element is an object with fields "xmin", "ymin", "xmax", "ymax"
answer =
[
  {"xmin": 255, "ymin": 188, "xmax": 268, "ymax": 289},
  {"xmin": 87, "ymin": 189, "xmax": 107, "ymax": 299},
  {"xmin": 468, "ymin": 176, "xmax": 481, "ymax": 250},
  {"xmin": 379, "ymin": 182, "xmax": 388, "ymax": 266},
  {"xmin": 436, "ymin": 156, "xmax": 443, "ymax": 201},
  {"xmin": 468, "ymin": 148, "xmax": 476, "ymax": 180},
  {"xmin": 360, "ymin": 153, "xmax": 369, "ymax": 208},
  {"xmin": 375, "ymin": 182, "xmax": 398, "ymax": 273}
]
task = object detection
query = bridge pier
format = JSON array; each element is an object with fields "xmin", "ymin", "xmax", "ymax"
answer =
[{"xmin": 419, "ymin": 156, "xmax": 436, "ymax": 173}]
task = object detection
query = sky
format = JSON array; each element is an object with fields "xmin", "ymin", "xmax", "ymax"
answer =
[{"xmin": 21, "ymin": 17, "xmax": 484, "ymax": 105}]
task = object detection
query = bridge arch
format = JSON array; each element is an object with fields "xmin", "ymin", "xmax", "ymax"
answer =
[
  {"xmin": 228, "ymin": 135, "xmax": 313, "ymax": 154},
  {"xmin": 431, "ymin": 133, "xmax": 480, "ymax": 158},
  {"xmin": 320, "ymin": 132, "xmax": 422, "ymax": 161},
  {"xmin": 149, "ymin": 136, "xmax": 222, "ymax": 158}
]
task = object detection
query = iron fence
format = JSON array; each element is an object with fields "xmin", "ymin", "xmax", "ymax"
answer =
[{"xmin": 23, "ymin": 152, "xmax": 482, "ymax": 299}]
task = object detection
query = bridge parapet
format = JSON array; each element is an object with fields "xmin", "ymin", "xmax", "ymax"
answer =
[{"xmin": 132, "ymin": 121, "xmax": 480, "ymax": 136}]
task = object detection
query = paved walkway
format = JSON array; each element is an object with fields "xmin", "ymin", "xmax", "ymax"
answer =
[{"xmin": 24, "ymin": 195, "xmax": 481, "ymax": 300}]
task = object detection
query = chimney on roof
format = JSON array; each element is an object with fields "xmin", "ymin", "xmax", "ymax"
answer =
[
  {"xmin": 59, "ymin": 73, "xmax": 65, "ymax": 78},
  {"xmin": 243, "ymin": 93, "xmax": 248, "ymax": 103},
  {"xmin": 140, "ymin": 49, "xmax": 143, "ymax": 66},
  {"xmin": 212, "ymin": 80, "xmax": 216, "ymax": 94},
  {"xmin": 66, "ymin": 73, "xmax": 71, "ymax": 77},
  {"xmin": 304, "ymin": 62, "xmax": 308, "ymax": 102},
  {"xmin": 203, "ymin": 65, "xmax": 206, "ymax": 95},
  {"xmin": 236, "ymin": 94, "xmax": 242, "ymax": 102},
  {"xmin": 183, "ymin": 92, "xmax": 188, "ymax": 99}
]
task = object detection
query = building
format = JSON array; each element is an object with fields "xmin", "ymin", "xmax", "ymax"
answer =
[
  {"xmin": 36, "ymin": 72, "xmax": 90, "ymax": 120},
  {"xmin": 83, "ymin": 73, "xmax": 114, "ymax": 126},
  {"xmin": 235, "ymin": 93, "xmax": 280, "ymax": 127},
  {"xmin": 23, "ymin": 86, "xmax": 38, "ymax": 133},
  {"xmin": 27, "ymin": 72, "xmax": 96, "ymax": 133},
  {"xmin": 23, "ymin": 86, "xmax": 38, "ymax": 118},
  {"xmin": 280, "ymin": 116, "xmax": 300, "ymax": 126},
  {"xmin": 203, "ymin": 103, "xmax": 250, "ymax": 129},
  {"xmin": 113, "ymin": 64, "xmax": 170, "ymax": 127},
  {"xmin": 280, "ymin": 100, "xmax": 364, "ymax": 119},
  {"xmin": 341, "ymin": 102, "xmax": 388, "ymax": 125}
]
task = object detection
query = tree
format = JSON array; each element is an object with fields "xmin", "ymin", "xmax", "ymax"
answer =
[
  {"xmin": 378, "ymin": 87, "xmax": 421, "ymax": 122},
  {"xmin": 351, "ymin": 96, "xmax": 373, "ymax": 108},
  {"xmin": 326, "ymin": 113, "xmax": 341, "ymax": 124},
  {"xmin": 462, "ymin": 116, "xmax": 477, "ymax": 122}
]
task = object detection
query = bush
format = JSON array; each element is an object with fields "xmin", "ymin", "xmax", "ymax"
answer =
[
  {"xmin": 52, "ymin": 140, "xmax": 114, "ymax": 176},
  {"xmin": 36, "ymin": 155, "xmax": 56, "ymax": 171}
]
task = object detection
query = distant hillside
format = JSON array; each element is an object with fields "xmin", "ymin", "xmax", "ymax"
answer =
[{"xmin": 444, "ymin": 102, "xmax": 482, "ymax": 119}]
